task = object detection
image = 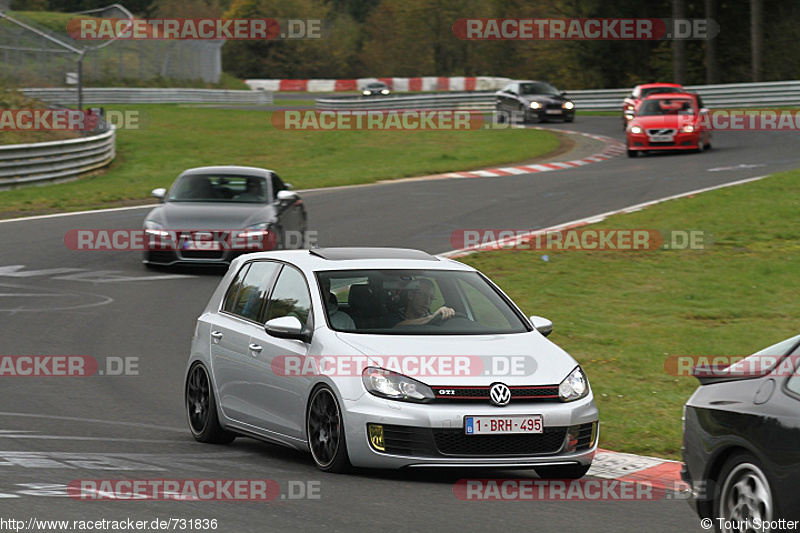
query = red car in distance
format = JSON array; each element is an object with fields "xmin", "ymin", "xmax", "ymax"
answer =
[
  {"xmin": 622, "ymin": 82, "xmax": 684, "ymax": 128},
  {"xmin": 625, "ymin": 92, "xmax": 712, "ymax": 157}
]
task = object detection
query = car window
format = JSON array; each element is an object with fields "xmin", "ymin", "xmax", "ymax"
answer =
[
  {"xmin": 317, "ymin": 269, "xmax": 529, "ymax": 335},
  {"xmin": 639, "ymin": 99, "xmax": 695, "ymax": 116},
  {"xmin": 168, "ymin": 174, "xmax": 268, "ymax": 203},
  {"xmin": 519, "ymin": 82, "xmax": 559, "ymax": 96},
  {"xmin": 265, "ymin": 265, "xmax": 312, "ymax": 327},
  {"xmin": 222, "ymin": 261, "xmax": 280, "ymax": 321}
]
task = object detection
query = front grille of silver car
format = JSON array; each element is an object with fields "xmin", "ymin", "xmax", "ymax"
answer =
[{"xmin": 429, "ymin": 385, "xmax": 561, "ymax": 403}]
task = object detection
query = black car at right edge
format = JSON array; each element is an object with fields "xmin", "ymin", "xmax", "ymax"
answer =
[{"xmin": 682, "ymin": 333, "xmax": 800, "ymax": 532}]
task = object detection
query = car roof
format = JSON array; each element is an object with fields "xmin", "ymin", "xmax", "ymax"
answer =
[
  {"xmin": 230, "ymin": 248, "xmax": 474, "ymax": 273},
  {"xmin": 178, "ymin": 166, "xmax": 274, "ymax": 177},
  {"xmin": 636, "ymin": 83, "xmax": 683, "ymax": 89},
  {"xmin": 642, "ymin": 91, "xmax": 697, "ymax": 101}
]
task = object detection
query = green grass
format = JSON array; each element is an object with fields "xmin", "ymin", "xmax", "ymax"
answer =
[
  {"xmin": 458, "ymin": 169, "xmax": 800, "ymax": 459},
  {"xmin": 0, "ymin": 104, "xmax": 560, "ymax": 216}
]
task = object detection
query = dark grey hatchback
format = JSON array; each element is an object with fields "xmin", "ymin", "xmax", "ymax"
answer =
[
  {"xmin": 495, "ymin": 80, "xmax": 575, "ymax": 123},
  {"xmin": 682, "ymin": 333, "xmax": 800, "ymax": 531},
  {"xmin": 142, "ymin": 166, "xmax": 307, "ymax": 267}
]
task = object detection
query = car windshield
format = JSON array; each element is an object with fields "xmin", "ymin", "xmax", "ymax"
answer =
[
  {"xmin": 367, "ymin": 83, "xmax": 387, "ymax": 89},
  {"xmin": 317, "ymin": 269, "xmax": 530, "ymax": 335},
  {"xmin": 641, "ymin": 87, "xmax": 682, "ymax": 98},
  {"xmin": 519, "ymin": 82, "xmax": 560, "ymax": 96},
  {"xmin": 168, "ymin": 174, "xmax": 268, "ymax": 203},
  {"xmin": 638, "ymin": 99, "xmax": 695, "ymax": 116}
]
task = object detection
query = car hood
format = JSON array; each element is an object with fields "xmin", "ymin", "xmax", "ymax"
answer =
[
  {"xmin": 519, "ymin": 94, "xmax": 570, "ymax": 105},
  {"xmin": 334, "ymin": 331, "xmax": 579, "ymax": 386},
  {"xmin": 145, "ymin": 202, "xmax": 277, "ymax": 229},
  {"xmin": 632, "ymin": 115, "xmax": 695, "ymax": 129}
]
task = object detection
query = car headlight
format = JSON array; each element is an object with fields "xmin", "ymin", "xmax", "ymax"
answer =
[
  {"xmin": 362, "ymin": 90, "xmax": 370, "ymax": 96},
  {"xmin": 559, "ymin": 366, "xmax": 589, "ymax": 402},
  {"xmin": 681, "ymin": 124, "xmax": 695, "ymax": 133},
  {"xmin": 362, "ymin": 367, "xmax": 435, "ymax": 403},
  {"xmin": 144, "ymin": 220, "xmax": 168, "ymax": 236},
  {"xmin": 563, "ymin": 101, "xmax": 574, "ymax": 110},
  {"xmin": 381, "ymin": 89, "xmax": 390, "ymax": 95},
  {"xmin": 629, "ymin": 125, "xmax": 643, "ymax": 134},
  {"xmin": 530, "ymin": 101, "xmax": 542, "ymax": 110}
]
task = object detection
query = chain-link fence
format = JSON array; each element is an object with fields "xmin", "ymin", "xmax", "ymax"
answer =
[{"xmin": 0, "ymin": 4, "xmax": 222, "ymax": 86}]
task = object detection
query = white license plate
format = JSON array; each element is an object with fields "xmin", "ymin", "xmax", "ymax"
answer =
[
  {"xmin": 648, "ymin": 135, "xmax": 674, "ymax": 142},
  {"xmin": 465, "ymin": 415, "xmax": 543, "ymax": 435},
  {"xmin": 545, "ymin": 109, "xmax": 562, "ymax": 115}
]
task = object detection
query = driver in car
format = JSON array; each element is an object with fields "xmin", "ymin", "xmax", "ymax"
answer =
[{"xmin": 394, "ymin": 279, "xmax": 455, "ymax": 326}]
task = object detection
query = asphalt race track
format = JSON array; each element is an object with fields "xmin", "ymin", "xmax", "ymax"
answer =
[{"xmin": 1, "ymin": 117, "xmax": 797, "ymax": 532}]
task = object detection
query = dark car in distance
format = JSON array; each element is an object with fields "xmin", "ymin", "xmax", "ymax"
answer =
[
  {"xmin": 682, "ymin": 333, "xmax": 800, "ymax": 531},
  {"xmin": 142, "ymin": 166, "xmax": 307, "ymax": 267},
  {"xmin": 495, "ymin": 80, "xmax": 575, "ymax": 124}
]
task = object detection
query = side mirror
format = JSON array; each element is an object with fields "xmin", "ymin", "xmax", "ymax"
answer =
[
  {"xmin": 151, "ymin": 188, "xmax": 167, "ymax": 202},
  {"xmin": 265, "ymin": 316, "xmax": 310, "ymax": 342},
  {"xmin": 284, "ymin": 182, "xmax": 294, "ymax": 190},
  {"xmin": 276, "ymin": 190, "xmax": 298, "ymax": 203},
  {"xmin": 561, "ymin": 91, "xmax": 568, "ymax": 97},
  {"xmin": 529, "ymin": 315, "xmax": 553, "ymax": 337}
]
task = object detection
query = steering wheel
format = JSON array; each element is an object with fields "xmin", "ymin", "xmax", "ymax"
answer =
[{"xmin": 429, "ymin": 311, "xmax": 470, "ymax": 325}]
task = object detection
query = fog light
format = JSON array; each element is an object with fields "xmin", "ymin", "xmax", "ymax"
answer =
[
  {"xmin": 368, "ymin": 424, "xmax": 385, "ymax": 451},
  {"xmin": 591, "ymin": 421, "xmax": 599, "ymax": 447}
]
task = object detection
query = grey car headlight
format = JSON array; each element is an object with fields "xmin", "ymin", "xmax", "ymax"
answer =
[
  {"xmin": 362, "ymin": 367, "xmax": 435, "ymax": 403},
  {"xmin": 563, "ymin": 101, "xmax": 574, "ymax": 110},
  {"xmin": 530, "ymin": 101, "xmax": 542, "ymax": 110},
  {"xmin": 559, "ymin": 366, "xmax": 589, "ymax": 402},
  {"xmin": 144, "ymin": 220, "xmax": 168, "ymax": 237}
]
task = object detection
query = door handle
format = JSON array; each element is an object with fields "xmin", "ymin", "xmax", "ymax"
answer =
[
  {"xmin": 249, "ymin": 344, "xmax": 263, "ymax": 355},
  {"xmin": 211, "ymin": 331, "xmax": 223, "ymax": 342}
]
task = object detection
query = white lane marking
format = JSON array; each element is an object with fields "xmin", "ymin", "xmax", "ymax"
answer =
[
  {"xmin": 54, "ymin": 271, "xmax": 194, "ymax": 283},
  {"xmin": 439, "ymin": 174, "xmax": 770, "ymax": 258},
  {"xmin": 0, "ymin": 434, "xmax": 179, "ymax": 444},
  {"xmin": 708, "ymin": 163, "xmax": 765, "ymax": 172},
  {"xmin": 0, "ymin": 282, "xmax": 114, "ymax": 313},
  {"xmin": 0, "ymin": 266, "xmax": 86, "ymax": 277},
  {"xmin": 0, "ymin": 204, "xmax": 154, "ymax": 224}
]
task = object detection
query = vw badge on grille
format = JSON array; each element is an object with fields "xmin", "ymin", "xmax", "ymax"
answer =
[{"xmin": 489, "ymin": 383, "xmax": 511, "ymax": 406}]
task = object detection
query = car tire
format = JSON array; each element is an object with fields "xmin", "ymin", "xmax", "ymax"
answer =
[
  {"xmin": 186, "ymin": 363, "xmax": 236, "ymax": 444},
  {"xmin": 564, "ymin": 115, "xmax": 574, "ymax": 123},
  {"xmin": 704, "ymin": 142, "xmax": 712, "ymax": 150},
  {"xmin": 714, "ymin": 453, "xmax": 774, "ymax": 531},
  {"xmin": 306, "ymin": 385, "xmax": 352, "ymax": 473},
  {"xmin": 627, "ymin": 148, "xmax": 637, "ymax": 158},
  {"xmin": 535, "ymin": 463, "xmax": 591, "ymax": 480},
  {"xmin": 495, "ymin": 107, "xmax": 506, "ymax": 124}
]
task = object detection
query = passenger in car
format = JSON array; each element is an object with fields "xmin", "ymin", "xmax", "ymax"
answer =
[{"xmin": 320, "ymin": 278, "xmax": 355, "ymax": 330}]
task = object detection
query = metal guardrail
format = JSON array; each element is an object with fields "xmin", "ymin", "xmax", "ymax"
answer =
[
  {"xmin": 317, "ymin": 81, "xmax": 800, "ymax": 112},
  {"xmin": 0, "ymin": 127, "xmax": 115, "ymax": 190},
  {"xmin": 21, "ymin": 88, "xmax": 273, "ymax": 106}
]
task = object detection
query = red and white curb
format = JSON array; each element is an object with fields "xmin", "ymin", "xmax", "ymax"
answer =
[
  {"xmin": 589, "ymin": 449, "xmax": 685, "ymax": 491},
  {"xmin": 439, "ymin": 129, "xmax": 626, "ymax": 180},
  {"xmin": 245, "ymin": 76, "xmax": 511, "ymax": 92}
]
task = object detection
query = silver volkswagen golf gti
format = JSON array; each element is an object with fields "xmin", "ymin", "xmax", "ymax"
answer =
[{"xmin": 185, "ymin": 248, "xmax": 599, "ymax": 474}]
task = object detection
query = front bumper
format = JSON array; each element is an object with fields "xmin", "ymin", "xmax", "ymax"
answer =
[
  {"xmin": 627, "ymin": 131, "xmax": 701, "ymax": 151},
  {"xmin": 342, "ymin": 391, "xmax": 599, "ymax": 469},
  {"xmin": 143, "ymin": 248, "xmax": 251, "ymax": 266}
]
